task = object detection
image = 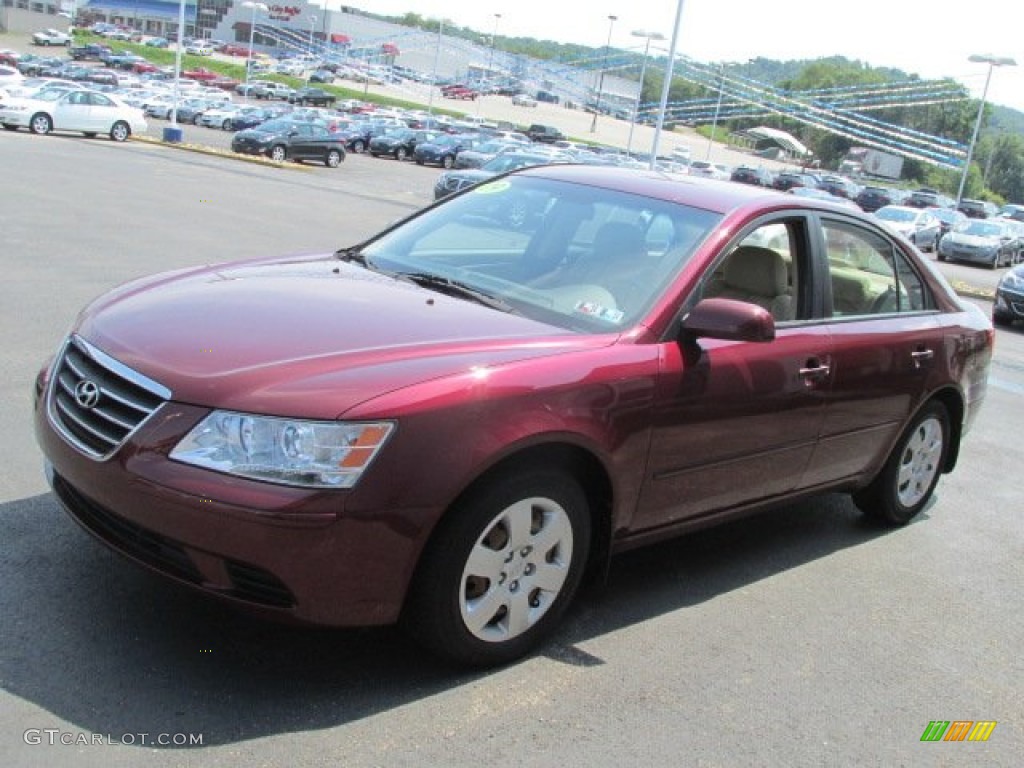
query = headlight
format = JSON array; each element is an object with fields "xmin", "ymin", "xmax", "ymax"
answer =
[
  {"xmin": 170, "ymin": 411, "xmax": 394, "ymax": 489},
  {"xmin": 999, "ymin": 271, "xmax": 1024, "ymax": 291}
]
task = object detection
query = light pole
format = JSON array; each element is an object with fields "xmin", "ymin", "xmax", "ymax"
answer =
[
  {"xmin": 589, "ymin": 14, "xmax": 617, "ymax": 133},
  {"xmin": 956, "ymin": 54, "xmax": 1016, "ymax": 204},
  {"xmin": 242, "ymin": 1, "xmax": 268, "ymax": 96},
  {"xmin": 705, "ymin": 61, "xmax": 725, "ymax": 161},
  {"xmin": 428, "ymin": 18, "xmax": 444, "ymax": 116},
  {"xmin": 308, "ymin": 14, "xmax": 317, "ymax": 57},
  {"xmin": 650, "ymin": 0, "xmax": 686, "ymax": 169},
  {"xmin": 486, "ymin": 13, "xmax": 502, "ymax": 88},
  {"xmin": 626, "ymin": 29, "xmax": 664, "ymax": 156}
]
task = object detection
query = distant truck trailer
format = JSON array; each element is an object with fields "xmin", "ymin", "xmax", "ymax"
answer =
[{"xmin": 839, "ymin": 147, "xmax": 904, "ymax": 180}]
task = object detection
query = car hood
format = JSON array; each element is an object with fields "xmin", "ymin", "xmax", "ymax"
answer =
[
  {"xmin": 945, "ymin": 232, "xmax": 1000, "ymax": 247},
  {"xmin": 74, "ymin": 255, "xmax": 609, "ymax": 419}
]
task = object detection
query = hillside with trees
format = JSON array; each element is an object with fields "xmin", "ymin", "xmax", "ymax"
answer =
[{"xmin": 371, "ymin": 10, "xmax": 1023, "ymax": 203}]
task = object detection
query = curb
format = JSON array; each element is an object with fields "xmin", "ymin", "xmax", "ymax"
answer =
[{"xmin": 131, "ymin": 134, "xmax": 313, "ymax": 170}]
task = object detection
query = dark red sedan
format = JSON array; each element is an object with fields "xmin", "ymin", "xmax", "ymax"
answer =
[{"xmin": 34, "ymin": 166, "xmax": 993, "ymax": 667}]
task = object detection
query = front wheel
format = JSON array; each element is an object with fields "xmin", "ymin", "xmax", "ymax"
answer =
[
  {"xmin": 403, "ymin": 467, "xmax": 591, "ymax": 667},
  {"xmin": 325, "ymin": 149, "xmax": 342, "ymax": 168},
  {"xmin": 441, "ymin": 154, "xmax": 455, "ymax": 169},
  {"xmin": 269, "ymin": 144, "xmax": 287, "ymax": 162},
  {"xmin": 109, "ymin": 121, "xmax": 130, "ymax": 142},
  {"xmin": 29, "ymin": 113, "xmax": 52, "ymax": 135},
  {"xmin": 854, "ymin": 402, "xmax": 949, "ymax": 525},
  {"xmin": 395, "ymin": 147, "xmax": 407, "ymax": 161},
  {"xmin": 350, "ymin": 139, "xmax": 365, "ymax": 154}
]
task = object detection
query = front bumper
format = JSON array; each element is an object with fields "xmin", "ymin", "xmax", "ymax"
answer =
[{"xmin": 33, "ymin": 355, "xmax": 428, "ymax": 627}]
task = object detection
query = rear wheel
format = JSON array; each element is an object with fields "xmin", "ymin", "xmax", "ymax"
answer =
[
  {"xmin": 29, "ymin": 113, "xmax": 52, "ymax": 135},
  {"xmin": 403, "ymin": 467, "xmax": 591, "ymax": 667},
  {"xmin": 351, "ymin": 139, "xmax": 365, "ymax": 153},
  {"xmin": 442, "ymin": 154, "xmax": 455, "ymax": 169},
  {"xmin": 854, "ymin": 401, "xmax": 949, "ymax": 526},
  {"xmin": 109, "ymin": 121, "xmax": 130, "ymax": 142},
  {"xmin": 395, "ymin": 147, "xmax": 407, "ymax": 161},
  {"xmin": 325, "ymin": 149, "xmax": 342, "ymax": 168},
  {"xmin": 270, "ymin": 144, "xmax": 287, "ymax": 162}
]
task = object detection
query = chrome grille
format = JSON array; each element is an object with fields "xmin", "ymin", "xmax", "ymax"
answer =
[{"xmin": 48, "ymin": 335, "xmax": 171, "ymax": 459}]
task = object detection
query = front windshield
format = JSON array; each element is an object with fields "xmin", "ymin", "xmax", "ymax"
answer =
[
  {"xmin": 964, "ymin": 221, "xmax": 1004, "ymax": 238},
  {"xmin": 357, "ymin": 175, "xmax": 721, "ymax": 333}
]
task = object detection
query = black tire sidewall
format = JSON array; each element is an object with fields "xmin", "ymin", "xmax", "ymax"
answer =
[
  {"xmin": 855, "ymin": 402, "xmax": 949, "ymax": 525},
  {"xmin": 403, "ymin": 468, "xmax": 591, "ymax": 667}
]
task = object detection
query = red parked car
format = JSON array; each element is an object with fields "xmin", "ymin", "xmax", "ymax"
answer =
[
  {"xmin": 34, "ymin": 166, "xmax": 993, "ymax": 667},
  {"xmin": 181, "ymin": 67, "xmax": 219, "ymax": 82}
]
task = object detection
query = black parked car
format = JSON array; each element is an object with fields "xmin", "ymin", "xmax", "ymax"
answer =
[
  {"xmin": 730, "ymin": 165, "xmax": 774, "ymax": 187},
  {"xmin": 855, "ymin": 185, "xmax": 903, "ymax": 213},
  {"xmin": 287, "ymin": 87, "xmax": 337, "ymax": 107},
  {"xmin": 771, "ymin": 171, "xmax": 819, "ymax": 192},
  {"xmin": 226, "ymin": 106, "xmax": 276, "ymax": 131},
  {"xmin": 368, "ymin": 129, "xmax": 440, "ymax": 160},
  {"xmin": 433, "ymin": 150, "xmax": 562, "ymax": 201},
  {"xmin": 993, "ymin": 263, "xmax": 1024, "ymax": 327},
  {"xmin": 414, "ymin": 133, "xmax": 480, "ymax": 168},
  {"xmin": 231, "ymin": 119, "xmax": 346, "ymax": 167}
]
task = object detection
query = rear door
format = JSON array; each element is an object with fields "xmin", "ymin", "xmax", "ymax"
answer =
[{"xmin": 799, "ymin": 215, "xmax": 940, "ymax": 486}]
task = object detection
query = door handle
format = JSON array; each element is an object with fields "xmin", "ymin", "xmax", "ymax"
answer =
[
  {"xmin": 911, "ymin": 348, "xmax": 934, "ymax": 369},
  {"xmin": 799, "ymin": 359, "xmax": 831, "ymax": 381}
]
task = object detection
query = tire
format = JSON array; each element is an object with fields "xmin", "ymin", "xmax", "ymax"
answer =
[
  {"xmin": 991, "ymin": 253, "xmax": 1000, "ymax": 270},
  {"xmin": 325, "ymin": 149, "xmax": 342, "ymax": 168},
  {"xmin": 222, "ymin": 119, "xmax": 231, "ymax": 130},
  {"xmin": 442, "ymin": 154, "xmax": 455, "ymax": 169},
  {"xmin": 395, "ymin": 147, "xmax": 407, "ymax": 161},
  {"xmin": 351, "ymin": 139, "xmax": 365, "ymax": 154},
  {"xmin": 193, "ymin": 114, "xmax": 203, "ymax": 125},
  {"xmin": 853, "ymin": 401, "xmax": 949, "ymax": 526},
  {"xmin": 269, "ymin": 144, "xmax": 287, "ymax": 162},
  {"xmin": 109, "ymin": 121, "xmax": 130, "ymax": 142},
  {"xmin": 402, "ymin": 467, "xmax": 591, "ymax": 667},
  {"xmin": 992, "ymin": 312, "xmax": 1013, "ymax": 327},
  {"xmin": 29, "ymin": 113, "xmax": 52, "ymax": 135}
]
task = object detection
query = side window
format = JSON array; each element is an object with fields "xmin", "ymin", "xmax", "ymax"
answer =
[
  {"xmin": 823, "ymin": 221, "xmax": 928, "ymax": 316},
  {"xmin": 701, "ymin": 221, "xmax": 799, "ymax": 322}
]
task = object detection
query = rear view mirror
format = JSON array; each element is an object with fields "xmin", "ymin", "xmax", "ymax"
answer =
[{"xmin": 682, "ymin": 298, "xmax": 776, "ymax": 343}]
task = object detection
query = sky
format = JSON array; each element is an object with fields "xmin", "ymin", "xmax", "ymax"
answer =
[{"xmin": 327, "ymin": 0, "xmax": 1024, "ymax": 114}]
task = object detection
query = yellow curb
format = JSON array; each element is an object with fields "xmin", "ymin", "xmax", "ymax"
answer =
[{"xmin": 131, "ymin": 134, "xmax": 314, "ymax": 170}]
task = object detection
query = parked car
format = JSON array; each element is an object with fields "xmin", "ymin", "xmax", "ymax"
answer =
[
  {"xmin": 816, "ymin": 175, "xmax": 860, "ymax": 200},
  {"xmin": 31, "ymin": 29, "xmax": 72, "ymax": 47},
  {"xmin": 772, "ymin": 171, "xmax": 819, "ymax": 192},
  {"xmin": 184, "ymin": 42, "xmax": 214, "ymax": 56},
  {"xmin": 288, "ymin": 87, "xmax": 336, "ymax": 107},
  {"xmin": 68, "ymin": 43, "xmax": 113, "ymax": 61},
  {"xmin": 937, "ymin": 218, "xmax": 1016, "ymax": 269},
  {"xmin": 226, "ymin": 106, "xmax": 276, "ymax": 131},
  {"xmin": 245, "ymin": 81, "xmax": 289, "ymax": 100},
  {"xmin": 873, "ymin": 205, "xmax": 941, "ymax": 251},
  {"xmin": 182, "ymin": 67, "xmax": 220, "ymax": 82},
  {"xmin": 525, "ymin": 123, "xmax": 564, "ymax": 143},
  {"xmin": 433, "ymin": 150, "xmax": 564, "ymax": 200},
  {"xmin": 997, "ymin": 204, "xmax": 1024, "ymax": 223},
  {"xmin": 956, "ymin": 199, "xmax": 998, "ymax": 219},
  {"xmin": 730, "ymin": 165, "xmax": 774, "ymax": 187},
  {"xmin": 855, "ymin": 185, "xmax": 903, "ymax": 213},
  {"xmin": 0, "ymin": 87, "xmax": 146, "ymax": 141},
  {"xmin": 905, "ymin": 188, "xmax": 953, "ymax": 210},
  {"xmin": 231, "ymin": 118, "xmax": 346, "ymax": 166},
  {"xmin": 993, "ymin": 262, "xmax": 1024, "ymax": 326},
  {"xmin": 414, "ymin": 133, "xmax": 480, "ymax": 168},
  {"xmin": 928, "ymin": 208, "xmax": 968, "ymax": 246},
  {"xmin": 33, "ymin": 165, "xmax": 993, "ymax": 668},
  {"xmin": 368, "ymin": 128, "xmax": 439, "ymax": 160},
  {"xmin": 687, "ymin": 161, "xmax": 731, "ymax": 180},
  {"xmin": 511, "ymin": 93, "xmax": 538, "ymax": 107}
]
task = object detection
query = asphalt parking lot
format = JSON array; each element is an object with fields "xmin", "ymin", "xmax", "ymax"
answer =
[{"xmin": 1, "ymin": 131, "xmax": 1022, "ymax": 767}]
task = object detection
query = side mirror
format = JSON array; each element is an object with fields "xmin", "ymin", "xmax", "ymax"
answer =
[{"xmin": 682, "ymin": 298, "xmax": 776, "ymax": 343}]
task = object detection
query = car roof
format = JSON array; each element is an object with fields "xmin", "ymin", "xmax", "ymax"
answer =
[{"xmin": 514, "ymin": 164, "xmax": 822, "ymax": 215}]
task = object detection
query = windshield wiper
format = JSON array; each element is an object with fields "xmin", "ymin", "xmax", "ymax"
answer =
[
  {"xmin": 335, "ymin": 246, "xmax": 370, "ymax": 267},
  {"xmin": 398, "ymin": 272, "xmax": 519, "ymax": 314}
]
